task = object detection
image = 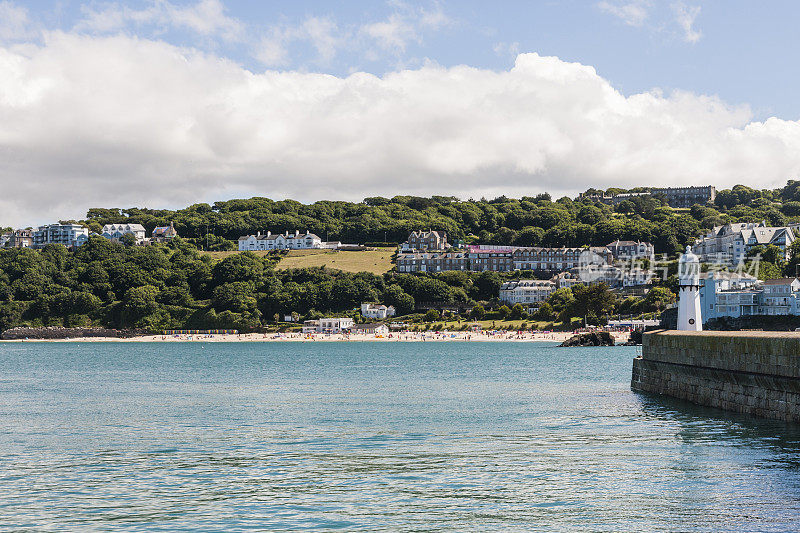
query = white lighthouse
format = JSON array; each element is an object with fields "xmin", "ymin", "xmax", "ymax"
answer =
[{"xmin": 677, "ymin": 245, "xmax": 702, "ymax": 331}]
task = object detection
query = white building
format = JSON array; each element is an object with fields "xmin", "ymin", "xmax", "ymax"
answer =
[
  {"xmin": 360, "ymin": 303, "xmax": 396, "ymax": 320},
  {"xmin": 702, "ymin": 276, "xmax": 800, "ymax": 320},
  {"xmin": 102, "ymin": 223, "xmax": 147, "ymax": 244},
  {"xmin": 760, "ymin": 278, "xmax": 800, "ymax": 315},
  {"xmin": 302, "ymin": 317, "xmax": 355, "ymax": 334},
  {"xmin": 694, "ymin": 222, "xmax": 796, "ymax": 266},
  {"xmin": 348, "ymin": 323, "xmax": 390, "ymax": 335},
  {"xmin": 32, "ymin": 224, "xmax": 89, "ymax": 249},
  {"xmin": 700, "ymin": 271, "xmax": 759, "ymax": 321},
  {"xmin": 0, "ymin": 233, "xmax": 10, "ymax": 248},
  {"xmin": 499, "ymin": 279, "xmax": 556, "ymax": 308},
  {"xmin": 556, "ymin": 264, "xmax": 653, "ymax": 290},
  {"xmin": 238, "ymin": 230, "xmax": 324, "ymax": 251},
  {"xmin": 606, "ymin": 240, "xmax": 655, "ymax": 262},
  {"xmin": 677, "ymin": 246, "xmax": 702, "ymax": 331}
]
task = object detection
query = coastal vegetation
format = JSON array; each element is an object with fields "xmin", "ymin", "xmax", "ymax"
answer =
[
  {"xmin": 2, "ymin": 181, "xmax": 800, "ymax": 333},
  {"xmin": 68, "ymin": 182, "xmax": 800, "ymax": 254}
]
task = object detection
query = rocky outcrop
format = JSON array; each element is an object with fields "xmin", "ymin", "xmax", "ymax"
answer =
[
  {"xmin": 0, "ymin": 327, "xmax": 145, "ymax": 340},
  {"xmin": 623, "ymin": 330, "xmax": 643, "ymax": 346},
  {"xmin": 559, "ymin": 331, "xmax": 615, "ymax": 347}
]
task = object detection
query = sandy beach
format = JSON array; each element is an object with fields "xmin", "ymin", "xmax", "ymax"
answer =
[{"xmin": 6, "ymin": 330, "xmax": 631, "ymax": 343}]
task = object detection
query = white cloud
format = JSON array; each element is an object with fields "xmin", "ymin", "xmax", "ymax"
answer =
[
  {"xmin": 75, "ymin": 0, "xmax": 244, "ymax": 41},
  {"xmin": 255, "ymin": 16, "xmax": 343, "ymax": 67},
  {"xmin": 494, "ymin": 41, "xmax": 520, "ymax": 59},
  {"xmin": 360, "ymin": 1, "xmax": 452, "ymax": 55},
  {"xmin": 2, "ymin": 34, "xmax": 800, "ymax": 227},
  {"xmin": 597, "ymin": 0, "xmax": 652, "ymax": 27},
  {"xmin": 673, "ymin": 2, "xmax": 702, "ymax": 43},
  {"xmin": 254, "ymin": 3, "xmax": 451, "ymax": 68},
  {"xmin": 361, "ymin": 13, "xmax": 419, "ymax": 53},
  {"xmin": 0, "ymin": 1, "xmax": 35, "ymax": 41}
]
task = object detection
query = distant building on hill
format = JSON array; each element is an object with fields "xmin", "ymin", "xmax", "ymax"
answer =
[
  {"xmin": 653, "ymin": 186, "xmax": 716, "ymax": 208},
  {"xmin": 7, "ymin": 229, "xmax": 33, "ymax": 248},
  {"xmin": 0, "ymin": 233, "xmax": 11, "ymax": 248},
  {"xmin": 33, "ymin": 224, "xmax": 88, "ymax": 249},
  {"xmin": 580, "ymin": 186, "xmax": 716, "ymax": 208},
  {"xmin": 152, "ymin": 222, "xmax": 179, "ymax": 242},
  {"xmin": 510, "ymin": 246, "xmax": 612, "ymax": 272},
  {"xmin": 102, "ymin": 223, "xmax": 146, "ymax": 244},
  {"xmin": 395, "ymin": 251, "xmax": 468, "ymax": 273},
  {"xmin": 399, "ymin": 230, "xmax": 448, "ymax": 252},
  {"xmin": 360, "ymin": 303, "xmax": 396, "ymax": 320},
  {"xmin": 468, "ymin": 246, "xmax": 515, "ymax": 272},
  {"xmin": 606, "ymin": 240, "xmax": 655, "ymax": 262},
  {"xmin": 238, "ymin": 230, "xmax": 325, "ymax": 251},
  {"xmin": 693, "ymin": 222, "xmax": 795, "ymax": 265},
  {"xmin": 499, "ymin": 279, "xmax": 556, "ymax": 309},
  {"xmin": 395, "ymin": 245, "xmax": 614, "ymax": 274}
]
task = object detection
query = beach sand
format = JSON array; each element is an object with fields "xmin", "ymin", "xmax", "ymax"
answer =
[{"xmin": 6, "ymin": 331, "xmax": 631, "ymax": 343}]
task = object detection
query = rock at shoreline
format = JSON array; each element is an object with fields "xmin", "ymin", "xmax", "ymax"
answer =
[
  {"xmin": 623, "ymin": 330, "xmax": 643, "ymax": 346},
  {"xmin": 559, "ymin": 331, "xmax": 615, "ymax": 347},
  {"xmin": 0, "ymin": 327, "xmax": 144, "ymax": 340}
]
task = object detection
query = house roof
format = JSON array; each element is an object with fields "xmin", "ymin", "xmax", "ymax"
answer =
[
  {"xmin": 348, "ymin": 323, "xmax": 388, "ymax": 331},
  {"xmin": 409, "ymin": 230, "xmax": 445, "ymax": 239},
  {"xmin": 500, "ymin": 279, "xmax": 556, "ymax": 290},
  {"xmin": 701, "ymin": 271, "xmax": 757, "ymax": 281},
  {"xmin": 396, "ymin": 252, "xmax": 466, "ymax": 259},
  {"xmin": 152, "ymin": 224, "xmax": 176, "ymax": 236},
  {"xmin": 739, "ymin": 226, "xmax": 791, "ymax": 246},
  {"xmin": 103, "ymin": 223, "xmax": 145, "ymax": 233},
  {"xmin": 763, "ymin": 278, "xmax": 799, "ymax": 285}
]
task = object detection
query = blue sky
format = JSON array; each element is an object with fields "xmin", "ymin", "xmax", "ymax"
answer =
[
  {"xmin": 2, "ymin": 0, "xmax": 800, "ymax": 225},
  {"xmin": 13, "ymin": 0, "xmax": 800, "ymax": 119}
]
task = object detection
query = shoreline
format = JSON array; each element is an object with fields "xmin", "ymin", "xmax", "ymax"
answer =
[{"xmin": 0, "ymin": 331, "xmax": 631, "ymax": 343}]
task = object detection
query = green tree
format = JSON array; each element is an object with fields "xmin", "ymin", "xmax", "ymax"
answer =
[
  {"xmin": 470, "ymin": 304, "xmax": 485, "ymax": 320},
  {"xmin": 510, "ymin": 303, "xmax": 527, "ymax": 319},
  {"xmin": 424, "ymin": 309, "xmax": 441, "ymax": 322}
]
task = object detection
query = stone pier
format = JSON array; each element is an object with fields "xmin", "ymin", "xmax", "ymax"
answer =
[{"xmin": 632, "ymin": 330, "xmax": 800, "ymax": 422}]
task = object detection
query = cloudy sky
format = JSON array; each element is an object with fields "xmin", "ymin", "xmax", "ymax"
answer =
[{"xmin": 2, "ymin": 0, "xmax": 800, "ymax": 226}]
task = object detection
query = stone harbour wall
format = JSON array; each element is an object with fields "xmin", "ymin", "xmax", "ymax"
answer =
[{"xmin": 632, "ymin": 330, "xmax": 800, "ymax": 422}]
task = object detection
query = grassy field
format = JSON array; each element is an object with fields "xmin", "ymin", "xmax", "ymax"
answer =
[
  {"xmin": 276, "ymin": 248, "xmax": 395, "ymax": 275},
  {"xmin": 200, "ymin": 248, "xmax": 395, "ymax": 275}
]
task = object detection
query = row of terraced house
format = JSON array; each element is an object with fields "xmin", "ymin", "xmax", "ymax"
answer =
[{"xmin": 395, "ymin": 231, "xmax": 654, "ymax": 275}]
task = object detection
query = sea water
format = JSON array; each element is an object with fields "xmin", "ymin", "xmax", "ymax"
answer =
[{"xmin": 1, "ymin": 341, "xmax": 799, "ymax": 531}]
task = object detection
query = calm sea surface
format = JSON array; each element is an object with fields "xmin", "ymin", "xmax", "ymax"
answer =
[{"xmin": 1, "ymin": 341, "xmax": 800, "ymax": 531}]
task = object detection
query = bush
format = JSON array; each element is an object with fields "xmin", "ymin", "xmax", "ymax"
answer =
[
  {"xmin": 470, "ymin": 304, "xmax": 486, "ymax": 320},
  {"xmin": 497, "ymin": 305, "xmax": 511, "ymax": 319},
  {"xmin": 424, "ymin": 309, "xmax": 441, "ymax": 322}
]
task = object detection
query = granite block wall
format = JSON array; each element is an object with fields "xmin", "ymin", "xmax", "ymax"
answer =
[{"xmin": 631, "ymin": 330, "xmax": 800, "ymax": 422}]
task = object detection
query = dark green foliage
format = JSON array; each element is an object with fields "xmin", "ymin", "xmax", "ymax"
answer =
[
  {"xmin": 470, "ymin": 305, "xmax": 485, "ymax": 320},
  {"xmin": 424, "ymin": 309, "xmax": 441, "ymax": 322},
  {"xmin": 65, "ymin": 187, "xmax": 785, "ymax": 255},
  {"xmin": 4, "ymin": 183, "xmax": 800, "ymax": 332},
  {"xmin": 510, "ymin": 303, "xmax": 527, "ymax": 319}
]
